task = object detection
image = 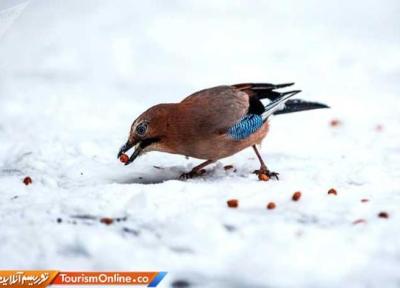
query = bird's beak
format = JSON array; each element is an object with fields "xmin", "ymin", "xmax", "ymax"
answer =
[{"xmin": 117, "ymin": 140, "xmax": 142, "ymax": 165}]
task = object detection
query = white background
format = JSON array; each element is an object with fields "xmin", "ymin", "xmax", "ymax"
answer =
[{"xmin": 0, "ymin": 1, "xmax": 400, "ymax": 287}]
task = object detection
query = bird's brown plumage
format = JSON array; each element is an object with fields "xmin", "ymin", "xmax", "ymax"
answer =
[{"xmin": 129, "ymin": 85, "xmax": 269, "ymax": 160}]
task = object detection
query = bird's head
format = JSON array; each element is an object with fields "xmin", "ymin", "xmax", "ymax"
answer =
[{"xmin": 117, "ymin": 104, "xmax": 172, "ymax": 165}]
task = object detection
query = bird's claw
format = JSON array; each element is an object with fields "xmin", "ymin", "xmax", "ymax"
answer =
[
  {"xmin": 179, "ymin": 172, "xmax": 196, "ymax": 180},
  {"xmin": 179, "ymin": 169, "xmax": 206, "ymax": 180},
  {"xmin": 266, "ymin": 171, "xmax": 280, "ymax": 180},
  {"xmin": 254, "ymin": 168, "xmax": 280, "ymax": 180}
]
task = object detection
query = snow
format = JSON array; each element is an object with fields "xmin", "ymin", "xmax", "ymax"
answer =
[{"xmin": 0, "ymin": 1, "xmax": 400, "ymax": 287}]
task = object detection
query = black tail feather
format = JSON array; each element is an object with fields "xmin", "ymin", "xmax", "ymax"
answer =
[
  {"xmin": 233, "ymin": 82, "xmax": 329, "ymax": 116},
  {"xmin": 262, "ymin": 90, "xmax": 302, "ymax": 119},
  {"xmin": 233, "ymin": 82, "xmax": 295, "ymax": 101},
  {"xmin": 273, "ymin": 99, "xmax": 330, "ymax": 115},
  {"xmin": 251, "ymin": 82, "xmax": 294, "ymax": 90}
]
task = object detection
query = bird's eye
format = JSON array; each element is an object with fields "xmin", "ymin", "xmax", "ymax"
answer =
[{"xmin": 136, "ymin": 122, "xmax": 148, "ymax": 136}]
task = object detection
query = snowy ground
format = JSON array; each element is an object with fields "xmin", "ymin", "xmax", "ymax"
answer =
[{"xmin": 1, "ymin": 1, "xmax": 400, "ymax": 287}]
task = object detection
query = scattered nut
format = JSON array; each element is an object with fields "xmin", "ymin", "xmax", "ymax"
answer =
[
  {"xmin": 330, "ymin": 119, "xmax": 341, "ymax": 127},
  {"xmin": 100, "ymin": 217, "xmax": 114, "ymax": 225},
  {"xmin": 119, "ymin": 154, "xmax": 129, "ymax": 164},
  {"xmin": 328, "ymin": 188, "xmax": 337, "ymax": 195},
  {"xmin": 266, "ymin": 202, "xmax": 276, "ymax": 209},
  {"xmin": 258, "ymin": 173, "xmax": 270, "ymax": 181},
  {"xmin": 378, "ymin": 212, "xmax": 389, "ymax": 219},
  {"xmin": 361, "ymin": 199, "xmax": 369, "ymax": 203},
  {"xmin": 227, "ymin": 199, "xmax": 239, "ymax": 208},
  {"xmin": 292, "ymin": 191, "xmax": 302, "ymax": 201},
  {"xmin": 224, "ymin": 165, "xmax": 234, "ymax": 170},
  {"xmin": 23, "ymin": 176, "xmax": 32, "ymax": 185},
  {"xmin": 352, "ymin": 219, "xmax": 366, "ymax": 225}
]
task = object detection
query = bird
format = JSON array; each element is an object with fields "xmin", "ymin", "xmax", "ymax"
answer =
[{"xmin": 117, "ymin": 83, "xmax": 329, "ymax": 179}]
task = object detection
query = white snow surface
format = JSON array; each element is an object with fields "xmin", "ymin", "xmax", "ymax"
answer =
[{"xmin": 1, "ymin": 1, "xmax": 400, "ymax": 287}]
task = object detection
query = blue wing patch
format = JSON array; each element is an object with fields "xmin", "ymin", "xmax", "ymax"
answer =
[{"xmin": 228, "ymin": 114, "xmax": 263, "ymax": 140}]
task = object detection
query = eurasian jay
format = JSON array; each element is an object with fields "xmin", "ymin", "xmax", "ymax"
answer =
[{"xmin": 118, "ymin": 83, "xmax": 328, "ymax": 179}]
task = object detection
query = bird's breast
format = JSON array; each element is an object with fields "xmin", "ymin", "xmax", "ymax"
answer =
[{"xmin": 159, "ymin": 118, "xmax": 270, "ymax": 160}]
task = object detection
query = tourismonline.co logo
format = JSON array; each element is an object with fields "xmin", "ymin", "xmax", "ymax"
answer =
[{"xmin": 0, "ymin": 271, "xmax": 167, "ymax": 287}]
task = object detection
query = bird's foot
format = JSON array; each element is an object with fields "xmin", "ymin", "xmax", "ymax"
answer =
[
  {"xmin": 254, "ymin": 167, "xmax": 280, "ymax": 180},
  {"xmin": 179, "ymin": 169, "xmax": 206, "ymax": 180}
]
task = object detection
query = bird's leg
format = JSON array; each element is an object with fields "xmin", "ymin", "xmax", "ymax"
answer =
[
  {"xmin": 179, "ymin": 160, "xmax": 215, "ymax": 179},
  {"xmin": 252, "ymin": 145, "xmax": 279, "ymax": 180}
]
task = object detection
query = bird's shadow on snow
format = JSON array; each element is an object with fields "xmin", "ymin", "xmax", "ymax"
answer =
[
  {"xmin": 114, "ymin": 174, "xmax": 177, "ymax": 185},
  {"xmin": 110, "ymin": 165, "xmax": 185, "ymax": 184},
  {"xmin": 109, "ymin": 164, "xmax": 242, "ymax": 184}
]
